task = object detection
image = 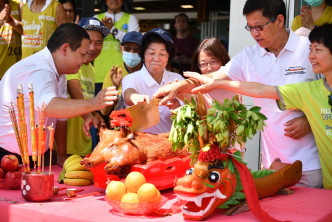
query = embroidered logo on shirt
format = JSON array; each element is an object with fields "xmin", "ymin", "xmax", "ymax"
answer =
[{"xmin": 285, "ymin": 66, "xmax": 306, "ymax": 75}]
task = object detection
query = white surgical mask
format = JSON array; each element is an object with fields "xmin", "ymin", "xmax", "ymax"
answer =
[
  {"xmin": 305, "ymin": 0, "xmax": 324, "ymax": 7},
  {"xmin": 122, "ymin": 51, "xmax": 141, "ymax": 68}
]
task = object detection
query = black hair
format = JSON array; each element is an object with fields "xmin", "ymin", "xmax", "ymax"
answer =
[
  {"xmin": 139, "ymin": 34, "xmax": 175, "ymax": 65},
  {"xmin": 174, "ymin": 13, "xmax": 189, "ymax": 23},
  {"xmin": 47, "ymin": 23, "xmax": 90, "ymax": 53},
  {"xmin": 59, "ymin": 0, "xmax": 76, "ymax": 9},
  {"xmin": 309, "ymin": 24, "xmax": 332, "ymax": 54},
  {"xmin": 243, "ymin": 0, "xmax": 286, "ymax": 24}
]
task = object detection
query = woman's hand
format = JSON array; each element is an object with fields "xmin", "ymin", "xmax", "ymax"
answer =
[
  {"xmin": 184, "ymin": 71, "xmax": 216, "ymax": 94},
  {"xmin": 164, "ymin": 98, "xmax": 181, "ymax": 110},
  {"xmin": 110, "ymin": 65, "xmax": 122, "ymax": 90},
  {"xmin": 300, "ymin": 6, "xmax": 315, "ymax": 30},
  {"xmin": 130, "ymin": 94, "xmax": 150, "ymax": 105}
]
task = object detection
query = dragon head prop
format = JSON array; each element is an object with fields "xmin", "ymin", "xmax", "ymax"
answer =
[{"xmin": 170, "ymin": 95, "xmax": 301, "ymax": 221}]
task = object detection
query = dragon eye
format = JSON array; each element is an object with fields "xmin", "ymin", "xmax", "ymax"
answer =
[
  {"xmin": 186, "ymin": 168, "xmax": 194, "ymax": 175},
  {"xmin": 208, "ymin": 171, "xmax": 220, "ymax": 183}
]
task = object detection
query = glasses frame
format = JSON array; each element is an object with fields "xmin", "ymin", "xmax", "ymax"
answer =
[
  {"xmin": 245, "ymin": 16, "xmax": 277, "ymax": 32},
  {"xmin": 197, "ymin": 60, "xmax": 219, "ymax": 69}
]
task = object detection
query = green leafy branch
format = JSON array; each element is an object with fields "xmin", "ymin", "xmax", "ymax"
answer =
[{"xmin": 169, "ymin": 95, "xmax": 267, "ymax": 164}]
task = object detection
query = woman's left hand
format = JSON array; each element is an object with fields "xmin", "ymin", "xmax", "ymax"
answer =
[
  {"xmin": 184, "ymin": 71, "xmax": 216, "ymax": 94},
  {"xmin": 130, "ymin": 94, "xmax": 150, "ymax": 105},
  {"xmin": 300, "ymin": 6, "xmax": 315, "ymax": 30}
]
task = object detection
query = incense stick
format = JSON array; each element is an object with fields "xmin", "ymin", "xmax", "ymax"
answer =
[
  {"xmin": 17, "ymin": 85, "xmax": 30, "ymax": 173},
  {"xmin": 48, "ymin": 123, "xmax": 55, "ymax": 174},
  {"xmin": 28, "ymin": 83, "xmax": 37, "ymax": 173}
]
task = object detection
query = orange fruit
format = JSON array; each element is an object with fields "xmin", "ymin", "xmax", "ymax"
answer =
[
  {"xmin": 137, "ymin": 183, "xmax": 159, "ymax": 203},
  {"xmin": 121, "ymin": 192, "xmax": 139, "ymax": 203},
  {"xmin": 105, "ymin": 180, "xmax": 127, "ymax": 201},
  {"xmin": 125, "ymin": 172, "xmax": 146, "ymax": 193}
]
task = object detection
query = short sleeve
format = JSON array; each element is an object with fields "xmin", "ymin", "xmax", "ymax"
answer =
[
  {"xmin": 220, "ymin": 52, "xmax": 246, "ymax": 81},
  {"xmin": 276, "ymin": 84, "xmax": 303, "ymax": 111},
  {"xmin": 66, "ymin": 73, "xmax": 79, "ymax": 81}
]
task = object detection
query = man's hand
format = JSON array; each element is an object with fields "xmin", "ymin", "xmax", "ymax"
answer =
[
  {"xmin": 0, "ymin": 4, "xmax": 11, "ymax": 26},
  {"xmin": 284, "ymin": 116, "xmax": 311, "ymax": 139},
  {"xmin": 110, "ymin": 65, "xmax": 122, "ymax": 90},
  {"xmin": 82, "ymin": 112, "xmax": 105, "ymax": 137},
  {"xmin": 300, "ymin": 6, "xmax": 315, "ymax": 30},
  {"xmin": 93, "ymin": 86, "xmax": 118, "ymax": 110},
  {"xmin": 101, "ymin": 17, "xmax": 113, "ymax": 30},
  {"xmin": 184, "ymin": 71, "xmax": 216, "ymax": 94}
]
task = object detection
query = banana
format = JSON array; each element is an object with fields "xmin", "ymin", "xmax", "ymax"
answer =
[
  {"xmin": 63, "ymin": 155, "xmax": 82, "ymax": 169},
  {"xmin": 64, "ymin": 178, "xmax": 92, "ymax": 186},
  {"xmin": 65, "ymin": 171, "xmax": 94, "ymax": 180},
  {"xmin": 66, "ymin": 162, "xmax": 89, "ymax": 172}
]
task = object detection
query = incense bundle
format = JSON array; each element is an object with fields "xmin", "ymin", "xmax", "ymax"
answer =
[
  {"xmin": 17, "ymin": 85, "xmax": 30, "ymax": 173},
  {"xmin": 28, "ymin": 83, "xmax": 37, "ymax": 171}
]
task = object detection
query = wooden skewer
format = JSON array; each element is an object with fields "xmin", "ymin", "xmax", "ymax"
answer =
[{"xmin": 63, "ymin": 192, "xmax": 101, "ymax": 200}]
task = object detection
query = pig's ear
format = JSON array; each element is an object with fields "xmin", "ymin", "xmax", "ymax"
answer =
[{"xmin": 99, "ymin": 123, "xmax": 107, "ymax": 139}]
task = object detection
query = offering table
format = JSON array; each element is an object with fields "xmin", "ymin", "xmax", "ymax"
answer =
[{"xmin": 0, "ymin": 166, "xmax": 331, "ymax": 222}]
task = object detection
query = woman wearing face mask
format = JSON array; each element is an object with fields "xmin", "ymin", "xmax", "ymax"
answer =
[
  {"xmin": 122, "ymin": 28, "xmax": 184, "ymax": 134},
  {"xmin": 101, "ymin": 31, "xmax": 143, "ymax": 115},
  {"xmin": 291, "ymin": 0, "xmax": 332, "ymax": 34}
]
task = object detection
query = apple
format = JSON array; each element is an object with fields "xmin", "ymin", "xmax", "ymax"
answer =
[
  {"xmin": 5, "ymin": 171, "xmax": 21, "ymax": 179},
  {"xmin": 0, "ymin": 168, "xmax": 5, "ymax": 179},
  {"xmin": 1, "ymin": 155, "xmax": 19, "ymax": 171}
]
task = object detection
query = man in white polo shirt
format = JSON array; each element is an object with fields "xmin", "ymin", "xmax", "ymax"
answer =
[
  {"xmin": 0, "ymin": 23, "xmax": 118, "ymax": 165},
  {"xmin": 154, "ymin": 0, "xmax": 322, "ymax": 188}
]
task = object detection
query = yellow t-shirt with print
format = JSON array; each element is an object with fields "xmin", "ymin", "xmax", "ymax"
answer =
[
  {"xmin": 0, "ymin": 0, "xmax": 21, "ymax": 78},
  {"xmin": 66, "ymin": 63, "xmax": 95, "ymax": 156},
  {"xmin": 21, "ymin": 0, "xmax": 58, "ymax": 58},
  {"xmin": 278, "ymin": 78, "xmax": 332, "ymax": 189}
]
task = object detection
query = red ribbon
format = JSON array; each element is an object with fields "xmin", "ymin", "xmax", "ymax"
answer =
[{"xmin": 230, "ymin": 156, "xmax": 290, "ymax": 222}]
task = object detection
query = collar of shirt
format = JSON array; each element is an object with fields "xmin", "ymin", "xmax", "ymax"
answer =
[
  {"xmin": 42, "ymin": 47, "xmax": 60, "ymax": 80},
  {"xmin": 258, "ymin": 29, "xmax": 297, "ymax": 57},
  {"xmin": 105, "ymin": 11, "xmax": 124, "ymax": 23},
  {"xmin": 28, "ymin": 0, "xmax": 52, "ymax": 11},
  {"xmin": 138, "ymin": 65, "xmax": 168, "ymax": 87}
]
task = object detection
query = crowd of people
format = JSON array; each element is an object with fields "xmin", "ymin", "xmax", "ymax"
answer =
[{"xmin": 0, "ymin": 0, "xmax": 331, "ymax": 190}]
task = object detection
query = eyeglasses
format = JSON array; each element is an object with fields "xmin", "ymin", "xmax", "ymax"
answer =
[
  {"xmin": 328, "ymin": 92, "xmax": 332, "ymax": 112},
  {"xmin": 123, "ymin": 46, "xmax": 140, "ymax": 53},
  {"xmin": 198, "ymin": 60, "xmax": 219, "ymax": 69},
  {"xmin": 245, "ymin": 17, "xmax": 276, "ymax": 32}
]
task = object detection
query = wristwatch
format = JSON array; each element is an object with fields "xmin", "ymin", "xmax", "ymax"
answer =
[{"xmin": 111, "ymin": 28, "xmax": 118, "ymax": 36}]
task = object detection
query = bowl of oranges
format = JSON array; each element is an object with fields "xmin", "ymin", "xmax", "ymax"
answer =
[{"xmin": 105, "ymin": 172, "xmax": 167, "ymax": 215}]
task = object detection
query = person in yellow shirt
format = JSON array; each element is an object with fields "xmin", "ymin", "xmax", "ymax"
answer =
[
  {"xmin": 21, "ymin": 0, "xmax": 68, "ymax": 58},
  {"xmin": 66, "ymin": 17, "xmax": 110, "ymax": 156},
  {"xmin": 0, "ymin": 0, "xmax": 22, "ymax": 79},
  {"xmin": 291, "ymin": 0, "xmax": 332, "ymax": 34}
]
